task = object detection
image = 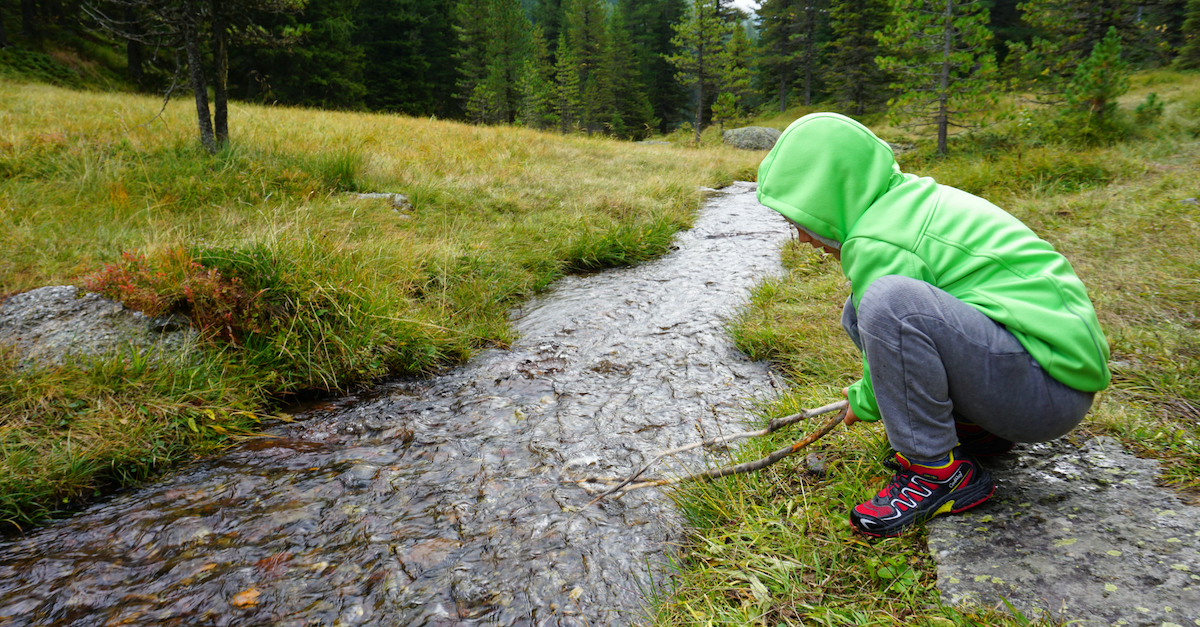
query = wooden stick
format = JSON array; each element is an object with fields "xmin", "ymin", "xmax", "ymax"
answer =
[{"xmin": 569, "ymin": 400, "xmax": 848, "ymax": 506}]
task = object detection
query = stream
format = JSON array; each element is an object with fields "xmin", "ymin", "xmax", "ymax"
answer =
[{"xmin": 0, "ymin": 182, "xmax": 794, "ymax": 626}]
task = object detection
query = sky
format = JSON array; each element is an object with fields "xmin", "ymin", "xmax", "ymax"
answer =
[{"xmin": 730, "ymin": 0, "xmax": 760, "ymax": 15}]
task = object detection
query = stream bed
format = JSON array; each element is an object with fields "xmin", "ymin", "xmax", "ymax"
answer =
[{"xmin": 0, "ymin": 182, "xmax": 793, "ymax": 626}]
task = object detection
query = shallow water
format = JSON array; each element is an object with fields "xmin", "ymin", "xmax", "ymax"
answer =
[{"xmin": 0, "ymin": 182, "xmax": 793, "ymax": 626}]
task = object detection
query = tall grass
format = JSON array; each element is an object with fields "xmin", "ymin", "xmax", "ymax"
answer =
[
  {"xmin": 653, "ymin": 70, "xmax": 1200, "ymax": 626},
  {"xmin": 0, "ymin": 79, "xmax": 763, "ymax": 528}
]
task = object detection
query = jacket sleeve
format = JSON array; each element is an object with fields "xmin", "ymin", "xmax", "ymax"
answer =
[{"xmin": 840, "ymin": 238, "xmax": 936, "ymax": 424}]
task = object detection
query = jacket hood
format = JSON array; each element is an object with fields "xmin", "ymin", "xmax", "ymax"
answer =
[{"xmin": 757, "ymin": 113, "xmax": 902, "ymax": 244}]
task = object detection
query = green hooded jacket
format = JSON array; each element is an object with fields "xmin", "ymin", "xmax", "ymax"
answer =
[{"xmin": 757, "ymin": 113, "xmax": 1110, "ymax": 422}]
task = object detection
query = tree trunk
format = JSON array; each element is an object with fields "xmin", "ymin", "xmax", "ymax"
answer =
[
  {"xmin": 694, "ymin": 66, "xmax": 704, "ymax": 143},
  {"xmin": 778, "ymin": 73, "xmax": 787, "ymax": 113},
  {"xmin": 937, "ymin": 0, "xmax": 954, "ymax": 155},
  {"xmin": 125, "ymin": 7, "xmax": 144, "ymax": 85},
  {"xmin": 42, "ymin": 0, "xmax": 62, "ymax": 23},
  {"xmin": 212, "ymin": 0, "xmax": 229, "ymax": 147},
  {"xmin": 22, "ymin": 0, "xmax": 37, "ymax": 38},
  {"xmin": 183, "ymin": 13, "xmax": 217, "ymax": 154}
]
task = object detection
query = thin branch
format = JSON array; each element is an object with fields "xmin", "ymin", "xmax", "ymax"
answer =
[{"xmin": 566, "ymin": 400, "xmax": 848, "ymax": 507}]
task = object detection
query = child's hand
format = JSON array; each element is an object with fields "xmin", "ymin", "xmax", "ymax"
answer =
[{"xmin": 842, "ymin": 387, "xmax": 860, "ymax": 426}]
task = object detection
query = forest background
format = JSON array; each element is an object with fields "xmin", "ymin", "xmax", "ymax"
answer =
[{"xmin": 4, "ymin": 0, "xmax": 1199, "ymax": 149}]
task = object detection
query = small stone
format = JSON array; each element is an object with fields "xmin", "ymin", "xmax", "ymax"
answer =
[{"xmin": 805, "ymin": 452, "xmax": 827, "ymax": 476}]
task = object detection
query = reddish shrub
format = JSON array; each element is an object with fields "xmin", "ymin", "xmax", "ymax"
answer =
[{"xmin": 81, "ymin": 249, "xmax": 272, "ymax": 345}]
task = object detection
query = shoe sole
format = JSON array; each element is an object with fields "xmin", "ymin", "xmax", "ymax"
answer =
[{"xmin": 851, "ymin": 468, "xmax": 997, "ymax": 538}]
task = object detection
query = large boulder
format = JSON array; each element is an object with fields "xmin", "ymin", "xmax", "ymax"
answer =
[
  {"xmin": 722, "ymin": 126, "xmax": 782, "ymax": 151},
  {"xmin": 929, "ymin": 436, "xmax": 1200, "ymax": 626},
  {"xmin": 0, "ymin": 286, "xmax": 194, "ymax": 367}
]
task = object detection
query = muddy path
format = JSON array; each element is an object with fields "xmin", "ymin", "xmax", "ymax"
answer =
[{"xmin": 0, "ymin": 182, "xmax": 793, "ymax": 626}]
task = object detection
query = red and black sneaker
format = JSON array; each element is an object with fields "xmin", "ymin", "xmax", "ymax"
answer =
[
  {"xmin": 850, "ymin": 447, "xmax": 996, "ymax": 538},
  {"xmin": 956, "ymin": 420, "xmax": 1015, "ymax": 457}
]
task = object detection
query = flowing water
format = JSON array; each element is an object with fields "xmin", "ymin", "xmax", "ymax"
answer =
[{"xmin": 0, "ymin": 182, "xmax": 794, "ymax": 626}]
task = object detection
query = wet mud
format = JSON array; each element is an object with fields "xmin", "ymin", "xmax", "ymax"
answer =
[{"xmin": 0, "ymin": 182, "xmax": 793, "ymax": 626}]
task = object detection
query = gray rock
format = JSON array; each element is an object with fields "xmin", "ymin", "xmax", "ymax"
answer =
[
  {"xmin": 637, "ymin": 140, "xmax": 671, "ymax": 146},
  {"xmin": 928, "ymin": 436, "xmax": 1200, "ymax": 626},
  {"xmin": 0, "ymin": 286, "xmax": 195, "ymax": 367},
  {"xmin": 721, "ymin": 126, "xmax": 782, "ymax": 151},
  {"xmin": 354, "ymin": 192, "xmax": 413, "ymax": 210}
]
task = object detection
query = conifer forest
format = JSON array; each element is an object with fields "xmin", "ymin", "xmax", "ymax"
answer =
[{"xmin": 4, "ymin": 0, "xmax": 1198, "ymax": 151}]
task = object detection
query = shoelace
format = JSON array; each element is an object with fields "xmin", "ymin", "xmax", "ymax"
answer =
[{"xmin": 879, "ymin": 468, "xmax": 921, "ymax": 498}]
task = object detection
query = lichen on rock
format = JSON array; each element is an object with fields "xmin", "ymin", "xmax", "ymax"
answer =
[{"xmin": 928, "ymin": 436, "xmax": 1200, "ymax": 626}]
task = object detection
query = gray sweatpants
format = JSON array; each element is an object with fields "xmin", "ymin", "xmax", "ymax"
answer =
[{"xmin": 841, "ymin": 275, "xmax": 1095, "ymax": 461}]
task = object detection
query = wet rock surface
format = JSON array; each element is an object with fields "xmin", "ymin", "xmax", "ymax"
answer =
[
  {"xmin": 721, "ymin": 126, "xmax": 782, "ymax": 150},
  {"xmin": 0, "ymin": 285, "xmax": 194, "ymax": 366},
  {"xmin": 0, "ymin": 183, "xmax": 792, "ymax": 626},
  {"xmin": 928, "ymin": 436, "xmax": 1200, "ymax": 626}
]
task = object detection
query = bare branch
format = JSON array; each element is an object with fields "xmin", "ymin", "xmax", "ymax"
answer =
[{"xmin": 566, "ymin": 401, "xmax": 848, "ymax": 507}]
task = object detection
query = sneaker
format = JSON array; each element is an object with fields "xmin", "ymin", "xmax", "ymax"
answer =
[
  {"xmin": 956, "ymin": 421, "xmax": 1015, "ymax": 457},
  {"xmin": 850, "ymin": 447, "xmax": 995, "ymax": 538}
]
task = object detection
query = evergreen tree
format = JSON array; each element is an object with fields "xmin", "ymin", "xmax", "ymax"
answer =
[
  {"xmin": 518, "ymin": 25, "xmax": 558, "ymax": 129},
  {"xmin": 565, "ymin": 0, "xmax": 613, "ymax": 134},
  {"xmin": 1008, "ymin": 0, "xmax": 1151, "ymax": 99},
  {"xmin": 554, "ymin": 32, "xmax": 583, "ymax": 132},
  {"xmin": 531, "ymin": 0, "xmax": 565, "ymax": 51},
  {"xmin": 758, "ymin": 0, "xmax": 828, "ymax": 111},
  {"xmin": 607, "ymin": 5, "xmax": 656, "ymax": 138},
  {"xmin": 455, "ymin": 0, "xmax": 492, "ymax": 120},
  {"xmin": 87, "ymin": 0, "xmax": 307, "ymax": 153},
  {"xmin": 877, "ymin": 0, "xmax": 998, "ymax": 155},
  {"xmin": 1064, "ymin": 26, "xmax": 1129, "ymax": 130},
  {"xmin": 357, "ymin": 0, "xmax": 457, "ymax": 116},
  {"xmin": 667, "ymin": 0, "xmax": 729, "ymax": 142},
  {"xmin": 457, "ymin": 0, "xmax": 532, "ymax": 124},
  {"xmin": 825, "ymin": 0, "xmax": 891, "ymax": 115},
  {"xmin": 617, "ymin": 0, "xmax": 688, "ymax": 133},
  {"xmin": 714, "ymin": 21, "xmax": 756, "ymax": 123},
  {"xmin": 0, "ymin": 5, "xmax": 10, "ymax": 48},
  {"xmin": 1176, "ymin": 0, "xmax": 1200, "ymax": 69},
  {"xmin": 232, "ymin": 0, "xmax": 366, "ymax": 110}
]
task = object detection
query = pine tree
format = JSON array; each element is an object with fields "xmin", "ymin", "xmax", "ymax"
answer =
[
  {"xmin": 565, "ymin": 0, "xmax": 614, "ymax": 134},
  {"xmin": 455, "ymin": 0, "xmax": 491, "ymax": 119},
  {"xmin": 1176, "ymin": 0, "xmax": 1200, "ymax": 69},
  {"xmin": 825, "ymin": 0, "xmax": 891, "ymax": 116},
  {"xmin": 716, "ymin": 21, "xmax": 756, "ymax": 116},
  {"xmin": 518, "ymin": 25, "xmax": 558, "ymax": 129},
  {"xmin": 758, "ymin": 0, "xmax": 828, "ymax": 111},
  {"xmin": 234, "ymin": 0, "xmax": 366, "ymax": 110},
  {"xmin": 554, "ymin": 33, "xmax": 583, "ymax": 132},
  {"xmin": 607, "ymin": 5, "xmax": 656, "ymax": 138},
  {"xmin": 1008, "ymin": 0, "xmax": 1147, "ymax": 99},
  {"xmin": 531, "ymin": 0, "xmax": 566, "ymax": 52},
  {"xmin": 356, "ymin": 0, "xmax": 457, "ymax": 116},
  {"xmin": 618, "ymin": 0, "xmax": 688, "ymax": 133},
  {"xmin": 1064, "ymin": 26, "xmax": 1129, "ymax": 130},
  {"xmin": 877, "ymin": 0, "xmax": 998, "ymax": 155},
  {"xmin": 457, "ymin": 0, "xmax": 532, "ymax": 124},
  {"xmin": 667, "ymin": 0, "xmax": 729, "ymax": 142}
]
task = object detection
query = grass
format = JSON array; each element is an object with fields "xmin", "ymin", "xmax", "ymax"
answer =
[
  {"xmin": 650, "ymin": 70, "xmax": 1200, "ymax": 626},
  {"xmin": 0, "ymin": 79, "xmax": 763, "ymax": 530}
]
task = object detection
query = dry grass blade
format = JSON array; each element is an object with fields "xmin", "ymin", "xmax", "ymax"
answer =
[{"xmin": 568, "ymin": 400, "xmax": 848, "ymax": 507}]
